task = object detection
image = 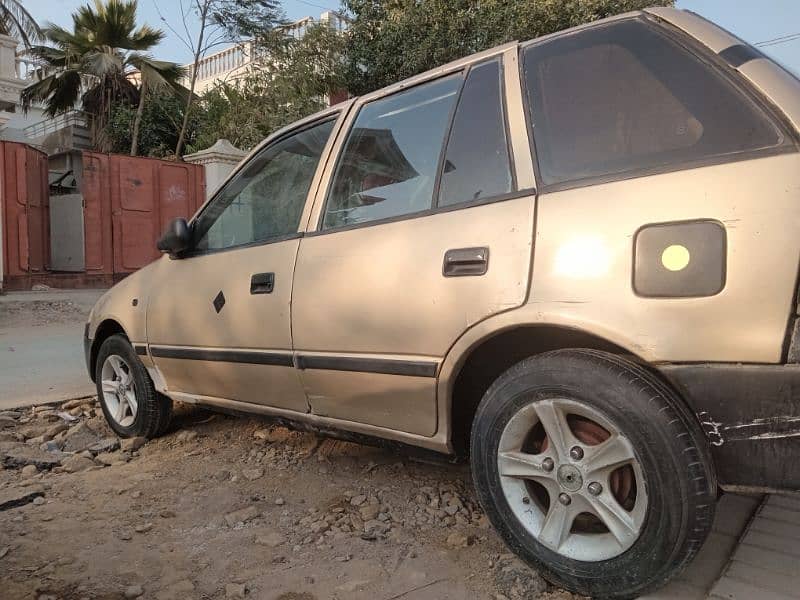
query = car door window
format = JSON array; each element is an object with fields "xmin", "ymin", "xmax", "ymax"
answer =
[
  {"xmin": 438, "ymin": 59, "xmax": 513, "ymax": 207},
  {"xmin": 322, "ymin": 74, "xmax": 463, "ymax": 230},
  {"xmin": 194, "ymin": 119, "xmax": 335, "ymax": 251},
  {"xmin": 522, "ymin": 19, "xmax": 787, "ymax": 188}
]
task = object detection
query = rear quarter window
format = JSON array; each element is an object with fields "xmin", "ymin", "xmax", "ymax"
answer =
[{"xmin": 522, "ymin": 18, "xmax": 789, "ymax": 188}]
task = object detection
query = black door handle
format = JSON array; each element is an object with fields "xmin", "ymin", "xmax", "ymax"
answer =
[
  {"xmin": 443, "ymin": 247, "xmax": 489, "ymax": 277},
  {"xmin": 250, "ymin": 272, "xmax": 275, "ymax": 294}
]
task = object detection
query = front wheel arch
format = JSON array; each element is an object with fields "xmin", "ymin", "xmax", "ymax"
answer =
[{"xmin": 89, "ymin": 319, "xmax": 128, "ymax": 382}]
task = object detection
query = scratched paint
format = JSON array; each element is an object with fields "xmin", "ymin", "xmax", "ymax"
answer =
[{"xmin": 696, "ymin": 412, "xmax": 800, "ymax": 444}]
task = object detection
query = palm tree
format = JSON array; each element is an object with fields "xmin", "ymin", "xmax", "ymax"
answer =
[
  {"xmin": 20, "ymin": 0, "xmax": 186, "ymax": 153},
  {"xmin": 0, "ymin": 0, "xmax": 42, "ymax": 48}
]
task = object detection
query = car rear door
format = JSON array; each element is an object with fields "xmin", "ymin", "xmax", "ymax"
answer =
[
  {"xmin": 291, "ymin": 48, "xmax": 537, "ymax": 437},
  {"xmin": 145, "ymin": 114, "xmax": 340, "ymax": 411}
]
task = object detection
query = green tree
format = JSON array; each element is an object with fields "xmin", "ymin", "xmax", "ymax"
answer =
[
  {"xmin": 107, "ymin": 91, "xmax": 198, "ymax": 158},
  {"xmin": 130, "ymin": 58, "xmax": 186, "ymax": 156},
  {"xmin": 21, "ymin": 0, "xmax": 184, "ymax": 152},
  {"xmin": 343, "ymin": 0, "xmax": 674, "ymax": 96},
  {"xmin": 193, "ymin": 22, "xmax": 346, "ymax": 151},
  {"xmin": 0, "ymin": 0, "xmax": 42, "ymax": 48},
  {"xmin": 154, "ymin": 0, "xmax": 283, "ymax": 157}
]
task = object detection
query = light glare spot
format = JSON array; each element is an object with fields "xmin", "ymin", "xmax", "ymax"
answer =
[
  {"xmin": 554, "ymin": 236, "xmax": 611, "ymax": 279},
  {"xmin": 661, "ymin": 245, "xmax": 691, "ymax": 272}
]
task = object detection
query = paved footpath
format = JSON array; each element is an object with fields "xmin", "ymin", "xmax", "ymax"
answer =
[
  {"xmin": 644, "ymin": 493, "xmax": 762, "ymax": 599},
  {"xmin": 709, "ymin": 494, "xmax": 800, "ymax": 599}
]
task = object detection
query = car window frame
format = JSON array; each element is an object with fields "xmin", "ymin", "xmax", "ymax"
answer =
[
  {"xmin": 309, "ymin": 51, "xmax": 531, "ymax": 237},
  {"xmin": 434, "ymin": 56, "xmax": 518, "ymax": 209},
  {"xmin": 179, "ymin": 113, "xmax": 342, "ymax": 259},
  {"xmin": 519, "ymin": 15, "xmax": 800, "ymax": 195}
]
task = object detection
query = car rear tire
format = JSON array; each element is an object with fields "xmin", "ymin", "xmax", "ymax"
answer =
[
  {"xmin": 470, "ymin": 349, "xmax": 716, "ymax": 599},
  {"xmin": 95, "ymin": 334, "xmax": 172, "ymax": 439}
]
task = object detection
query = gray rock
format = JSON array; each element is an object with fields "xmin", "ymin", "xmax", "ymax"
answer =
[
  {"xmin": 445, "ymin": 531, "xmax": 471, "ymax": 549},
  {"xmin": 0, "ymin": 411, "xmax": 21, "ymax": 419},
  {"xmin": 350, "ymin": 494, "xmax": 367, "ymax": 506},
  {"xmin": 95, "ymin": 451, "xmax": 127, "ymax": 466},
  {"xmin": 123, "ymin": 585, "xmax": 144, "ymax": 599},
  {"xmin": 44, "ymin": 423, "xmax": 68, "ymax": 439},
  {"xmin": 225, "ymin": 583, "xmax": 246, "ymax": 598},
  {"xmin": 62, "ymin": 423, "xmax": 101, "ymax": 453},
  {"xmin": 359, "ymin": 504, "xmax": 380, "ymax": 521},
  {"xmin": 253, "ymin": 428, "xmax": 289, "ymax": 443},
  {"xmin": 61, "ymin": 399, "xmax": 86, "ymax": 410},
  {"xmin": 88, "ymin": 437, "xmax": 120, "ymax": 454},
  {"xmin": 32, "ymin": 496, "xmax": 45, "ymax": 506},
  {"xmin": 224, "ymin": 506, "xmax": 259, "ymax": 528},
  {"xmin": 0, "ymin": 487, "xmax": 44, "ymax": 511},
  {"xmin": 336, "ymin": 580, "xmax": 371, "ymax": 593},
  {"xmin": 39, "ymin": 441, "xmax": 63, "ymax": 453},
  {"xmin": 1, "ymin": 443, "xmax": 63, "ymax": 470},
  {"xmin": 175, "ymin": 430, "xmax": 198, "ymax": 443},
  {"xmin": 60, "ymin": 454, "xmax": 96, "ymax": 473},
  {"xmin": 0, "ymin": 416, "xmax": 17, "ymax": 429},
  {"xmin": 120, "ymin": 437, "xmax": 146, "ymax": 452},
  {"xmin": 135, "ymin": 522, "xmax": 153, "ymax": 533},
  {"xmin": 155, "ymin": 579, "xmax": 194, "ymax": 600},
  {"xmin": 241, "ymin": 468, "xmax": 263, "ymax": 481},
  {"xmin": 20, "ymin": 465, "xmax": 38, "ymax": 478},
  {"xmin": 255, "ymin": 532, "xmax": 285, "ymax": 547}
]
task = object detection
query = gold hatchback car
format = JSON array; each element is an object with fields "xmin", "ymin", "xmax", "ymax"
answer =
[{"xmin": 84, "ymin": 7, "xmax": 800, "ymax": 598}]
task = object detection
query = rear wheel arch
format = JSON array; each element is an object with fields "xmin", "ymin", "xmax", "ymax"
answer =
[{"xmin": 446, "ymin": 324, "xmax": 690, "ymax": 457}]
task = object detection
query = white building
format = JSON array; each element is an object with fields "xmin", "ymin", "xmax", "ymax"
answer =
[
  {"xmin": 0, "ymin": 10, "xmax": 349, "ymax": 153},
  {"xmin": 0, "ymin": 34, "xmax": 91, "ymax": 152},
  {"xmin": 185, "ymin": 11, "xmax": 349, "ymax": 95}
]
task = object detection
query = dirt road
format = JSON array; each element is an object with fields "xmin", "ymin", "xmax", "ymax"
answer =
[
  {"xmin": 0, "ymin": 290, "xmax": 104, "ymax": 410},
  {"xmin": 0, "ymin": 398, "xmax": 577, "ymax": 600}
]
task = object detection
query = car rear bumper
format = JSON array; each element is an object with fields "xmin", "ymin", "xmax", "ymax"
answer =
[{"xmin": 661, "ymin": 363, "xmax": 800, "ymax": 493}]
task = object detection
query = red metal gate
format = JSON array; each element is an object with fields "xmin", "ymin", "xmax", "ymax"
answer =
[
  {"xmin": 0, "ymin": 142, "xmax": 49, "ymax": 281},
  {"xmin": 81, "ymin": 152, "xmax": 205, "ymax": 276}
]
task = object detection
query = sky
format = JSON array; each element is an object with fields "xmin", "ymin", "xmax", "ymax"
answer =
[
  {"xmin": 19, "ymin": 0, "xmax": 800, "ymax": 75},
  {"xmin": 21, "ymin": 0, "xmax": 343, "ymax": 64}
]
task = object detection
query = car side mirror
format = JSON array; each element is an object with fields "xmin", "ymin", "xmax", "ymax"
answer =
[{"xmin": 157, "ymin": 217, "xmax": 192, "ymax": 257}]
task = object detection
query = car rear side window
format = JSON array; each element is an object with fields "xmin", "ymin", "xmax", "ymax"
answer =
[
  {"xmin": 438, "ymin": 58, "xmax": 513, "ymax": 207},
  {"xmin": 194, "ymin": 119, "xmax": 335, "ymax": 252},
  {"xmin": 522, "ymin": 19, "xmax": 787, "ymax": 188},
  {"xmin": 322, "ymin": 74, "xmax": 463, "ymax": 230}
]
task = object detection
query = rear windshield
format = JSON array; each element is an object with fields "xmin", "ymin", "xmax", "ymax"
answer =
[{"xmin": 522, "ymin": 19, "xmax": 788, "ymax": 188}]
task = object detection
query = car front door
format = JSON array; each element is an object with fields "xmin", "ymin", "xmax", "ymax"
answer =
[
  {"xmin": 291, "ymin": 50, "xmax": 537, "ymax": 437},
  {"xmin": 145, "ymin": 115, "xmax": 339, "ymax": 411}
]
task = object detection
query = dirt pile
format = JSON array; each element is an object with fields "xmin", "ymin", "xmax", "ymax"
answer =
[{"xmin": 0, "ymin": 399, "xmax": 578, "ymax": 600}]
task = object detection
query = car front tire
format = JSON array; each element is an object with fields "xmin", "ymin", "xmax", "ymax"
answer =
[
  {"xmin": 95, "ymin": 334, "xmax": 172, "ymax": 439},
  {"xmin": 470, "ymin": 349, "xmax": 716, "ymax": 599}
]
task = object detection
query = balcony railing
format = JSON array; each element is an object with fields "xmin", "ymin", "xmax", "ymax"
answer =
[{"xmin": 23, "ymin": 110, "xmax": 89, "ymax": 139}]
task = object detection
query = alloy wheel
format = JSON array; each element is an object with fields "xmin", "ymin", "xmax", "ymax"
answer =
[
  {"xmin": 100, "ymin": 354, "xmax": 138, "ymax": 428},
  {"xmin": 497, "ymin": 397, "xmax": 648, "ymax": 561}
]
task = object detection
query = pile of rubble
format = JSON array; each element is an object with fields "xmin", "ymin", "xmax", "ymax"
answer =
[
  {"xmin": 0, "ymin": 400, "xmax": 561, "ymax": 600},
  {"xmin": 0, "ymin": 398, "xmax": 142, "ymax": 498}
]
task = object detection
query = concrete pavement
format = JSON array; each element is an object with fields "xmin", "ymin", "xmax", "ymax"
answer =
[
  {"xmin": 709, "ymin": 494, "xmax": 800, "ymax": 599},
  {"xmin": 0, "ymin": 289, "xmax": 104, "ymax": 409},
  {"xmin": 643, "ymin": 493, "xmax": 762, "ymax": 599}
]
